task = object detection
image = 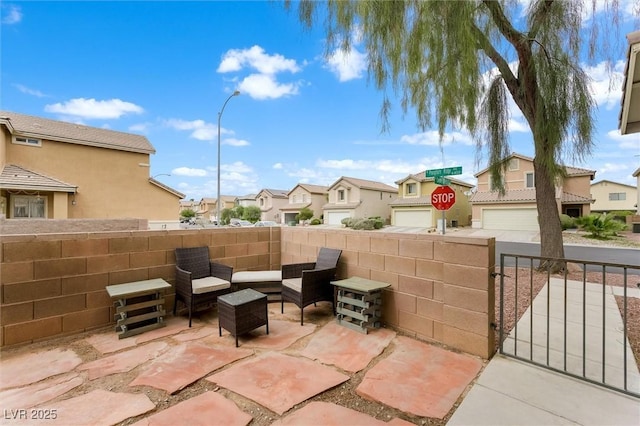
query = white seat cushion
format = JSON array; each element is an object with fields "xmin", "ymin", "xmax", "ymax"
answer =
[
  {"xmin": 232, "ymin": 270, "xmax": 282, "ymax": 283},
  {"xmin": 282, "ymin": 277, "xmax": 302, "ymax": 292},
  {"xmin": 192, "ymin": 276, "xmax": 231, "ymax": 295}
]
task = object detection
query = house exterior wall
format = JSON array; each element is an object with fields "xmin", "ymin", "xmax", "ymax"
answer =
[
  {"xmin": 287, "ymin": 187, "xmax": 326, "ymax": 219},
  {"xmin": 476, "ymin": 159, "xmax": 536, "ymax": 192},
  {"xmin": 2, "ymin": 130, "xmax": 179, "ymax": 222},
  {"xmin": 1, "ymin": 227, "xmax": 496, "ymax": 359},
  {"xmin": 353, "ymin": 188, "xmax": 394, "ymax": 221},
  {"xmin": 394, "ymin": 179, "xmax": 472, "ymax": 228},
  {"xmin": 590, "ymin": 181, "xmax": 637, "ymax": 212},
  {"xmin": 256, "ymin": 191, "xmax": 288, "ymax": 222}
]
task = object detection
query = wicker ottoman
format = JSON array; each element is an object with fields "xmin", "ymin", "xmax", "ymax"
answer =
[{"xmin": 218, "ymin": 288, "xmax": 269, "ymax": 347}]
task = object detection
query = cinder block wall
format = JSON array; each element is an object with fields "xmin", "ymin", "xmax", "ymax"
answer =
[
  {"xmin": 1, "ymin": 226, "xmax": 495, "ymax": 358},
  {"xmin": 0, "ymin": 227, "xmax": 280, "ymax": 348},
  {"xmin": 281, "ymin": 227, "xmax": 496, "ymax": 358}
]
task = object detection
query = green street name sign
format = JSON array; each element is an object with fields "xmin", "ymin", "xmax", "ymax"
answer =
[
  {"xmin": 425, "ymin": 166, "xmax": 462, "ymax": 178},
  {"xmin": 434, "ymin": 176, "xmax": 451, "ymax": 185}
]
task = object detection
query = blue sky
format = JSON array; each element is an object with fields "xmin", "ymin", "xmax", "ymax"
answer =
[{"xmin": 1, "ymin": 1, "xmax": 639, "ymax": 202}]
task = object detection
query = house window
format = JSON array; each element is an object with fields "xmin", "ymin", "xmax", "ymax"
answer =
[
  {"xmin": 302, "ymin": 194, "xmax": 307, "ymax": 203},
  {"xmin": 525, "ymin": 172, "xmax": 535, "ymax": 188},
  {"xmin": 609, "ymin": 193, "xmax": 626, "ymax": 201},
  {"xmin": 508, "ymin": 158, "xmax": 519, "ymax": 171},
  {"xmin": 406, "ymin": 183, "xmax": 417, "ymax": 195},
  {"xmin": 11, "ymin": 195, "xmax": 46, "ymax": 218},
  {"xmin": 292, "ymin": 194, "xmax": 298, "ymax": 203},
  {"xmin": 338, "ymin": 190, "xmax": 345, "ymax": 201},
  {"xmin": 259, "ymin": 198, "xmax": 264, "ymax": 207},
  {"xmin": 13, "ymin": 136, "xmax": 42, "ymax": 147}
]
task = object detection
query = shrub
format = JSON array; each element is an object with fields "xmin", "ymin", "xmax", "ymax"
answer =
[
  {"xmin": 560, "ymin": 214, "xmax": 576, "ymax": 230},
  {"xmin": 310, "ymin": 218, "xmax": 322, "ymax": 225},
  {"xmin": 351, "ymin": 218, "xmax": 376, "ymax": 230},
  {"xmin": 369, "ymin": 217, "xmax": 384, "ymax": 229},
  {"xmin": 575, "ymin": 213, "xmax": 626, "ymax": 239},
  {"xmin": 341, "ymin": 217, "xmax": 357, "ymax": 228}
]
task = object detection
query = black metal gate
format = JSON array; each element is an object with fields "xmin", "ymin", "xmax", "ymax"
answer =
[{"xmin": 497, "ymin": 253, "xmax": 640, "ymax": 398}]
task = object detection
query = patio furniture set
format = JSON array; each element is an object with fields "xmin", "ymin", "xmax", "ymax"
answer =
[{"xmin": 106, "ymin": 245, "xmax": 389, "ymax": 344}]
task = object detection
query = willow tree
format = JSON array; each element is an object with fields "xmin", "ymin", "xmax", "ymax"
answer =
[{"xmin": 288, "ymin": 0, "xmax": 625, "ymax": 271}]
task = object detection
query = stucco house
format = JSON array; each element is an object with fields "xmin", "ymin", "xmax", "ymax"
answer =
[
  {"xmin": 469, "ymin": 153, "xmax": 594, "ymax": 231},
  {"xmin": 0, "ymin": 110, "xmax": 183, "ymax": 229},
  {"xmin": 619, "ymin": 30, "xmax": 640, "ymax": 219},
  {"xmin": 280, "ymin": 184, "xmax": 328, "ymax": 224},
  {"xmin": 390, "ymin": 172, "xmax": 474, "ymax": 229},
  {"xmin": 256, "ymin": 188, "xmax": 289, "ymax": 222},
  {"xmin": 322, "ymin": 177, "xmax": 397, "ymax": 225},
  {"xmin": 236, "ymin": 193, "xmax": 257, "ymax": 208},
  {"xmin": 590, "ymin": 180, "xmax": 637, "ymax": 213}
]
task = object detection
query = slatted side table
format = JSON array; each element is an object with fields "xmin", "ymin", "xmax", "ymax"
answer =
[
  {"xmin": 331, "ymin": 277, "xmax": 390, "ymax": 334},
  {"xmin": 106, "ymin": 278, "xmax": 172, "ymax": 339},
  {"xmin": 218, "ymin": 288, "xmax": 269, "ymax": 347}
]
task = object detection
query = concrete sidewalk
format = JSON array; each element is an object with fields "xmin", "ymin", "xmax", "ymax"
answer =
[{"xmin": 448, "ymin": 279, "xmax": 640, "ymax": 425}]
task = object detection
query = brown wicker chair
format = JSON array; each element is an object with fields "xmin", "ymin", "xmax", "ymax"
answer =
[
  {"xmin": 174, "ymin": 246, "xmax": 233, "ymax": 327},
  {"xmin": 280, "ymin": 247, "xmax": 342, "ymax": 325}
]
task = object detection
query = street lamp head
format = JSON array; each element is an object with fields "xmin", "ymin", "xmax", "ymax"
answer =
[{"xmin": 232, "ymin": 90, "xmax": 240, "ymax": 96}]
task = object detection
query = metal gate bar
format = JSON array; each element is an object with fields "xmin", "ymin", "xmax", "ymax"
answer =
[{"xmin": 498, "ymin": 253, "xmax": 640, "ymax": 398}]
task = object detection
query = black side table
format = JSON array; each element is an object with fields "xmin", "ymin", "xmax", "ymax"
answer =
[{"xmin": 218, "ymin": 288, "xmax": 269, "ymax": 347}]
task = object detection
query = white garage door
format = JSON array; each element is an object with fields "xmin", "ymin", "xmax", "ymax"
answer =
[
  {"xmin": 326, "ymin": 211, "xmax": 351, "ymax": 225},
  {"xmin": 394, "ymin": 209, "xmax": 432, "ymax": 227},
  {"xmin": 483, "ymin": 208, "xmax": 539, "ymax": 231}
]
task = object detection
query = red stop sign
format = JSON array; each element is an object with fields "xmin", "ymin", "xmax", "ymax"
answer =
[{"xmin": 431, "ymin": 185, "xmax": 456, "ymax": 210}]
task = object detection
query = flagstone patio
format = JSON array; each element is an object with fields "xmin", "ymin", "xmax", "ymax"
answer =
[{"xmin": 0, "ymin": 302, "xmax": 485, "ymax": 425}]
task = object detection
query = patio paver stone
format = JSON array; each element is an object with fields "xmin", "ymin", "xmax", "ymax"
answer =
[
  {"xmin": 0, "ymin": 348, "xmax": 82, "ymax": 390},
  {"xmin": 206, "ymin": 352, "xmax": 349, "ymax": 415},
  {"xmin": 0, "ymin": 373, "xmax": 83, "ymax": 411},
  {"xmin": 77, "ymin": 341, "xmax": 168, "ymax": 380},
  {"xmin": 356, "ymin": 335, "xmax": 483, "ymax": 419},
  {"xmin": 129, "ymin": 341, "xmax": 253, "ymax": 394}
]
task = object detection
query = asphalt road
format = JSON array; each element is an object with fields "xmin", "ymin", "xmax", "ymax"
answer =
[{"xmin": 496, "ymin": 241, "xmax": 640, "ymax": 274}]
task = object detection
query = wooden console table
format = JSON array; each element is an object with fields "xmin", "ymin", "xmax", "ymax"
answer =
[
  {"xmin": 331, "ymin": 277, "xmax": 390, "ymax": 334},
  {"xmin": 106, "ymin": 278, "xmax": 172, "ymax": 339}
]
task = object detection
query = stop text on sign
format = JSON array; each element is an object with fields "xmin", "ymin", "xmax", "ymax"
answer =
[{"xmin": 431, "ymin": 185, "xmax": 456, "ymax": 210}]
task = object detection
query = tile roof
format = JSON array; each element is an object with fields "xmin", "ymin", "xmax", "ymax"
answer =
[
  {"xmin": 395, "ymin": 173, "xmax": 474, "ymax": 188},
  {"xmin": 0, "ymin": 164, "xmax": 77, "ymax": 192},
  {"xmin": 389, "ymin": 196, "xmax": 433, "ymax": 207},
  {"xmin": 469, "ymin": 189, "xmax": 594, "ymax": 204},
  {"xmin": 280, "ymin": 202, "xmax": 312, "ymax": 211},
  {"xmin": 330, "ymin": 176, "xmax": 398, "ymax": 192},
  {"xmin": 294, "ymin": 184, "xmax": 329, "ymax": 194},
  {"xmin": 259, "ymin": 189, "xmax": 289, "ymax": 198},
  {"xmin": 323, "ymin": 201, "xmax": 362, "ymax": 210},
  {"xmin": 0, "ymin": 111, "xmax": 155, "ymax": 154}
]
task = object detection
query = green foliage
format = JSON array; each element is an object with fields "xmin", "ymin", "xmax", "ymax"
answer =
[
  {"xmin": 310, "ymin": 218, "xmax": 322, "ymax": 225},
  {"xmin": 575, "ymin": 213, "xmax": 626, "ymax": 239},
  {"xmin": 295, "ymin": 207, "xmax": 314, "ymax": 222},
  {"xmin": 290, "ymin": 0, "xmax": 623, "ymax": 264},
  {"xmin": 220, "ymin": 208, "xmax": 232, "ymax": 225},
  {"xmin": 560, "ymin": 214, "xmax": 576, "ymax": 230},
  {"xmin": 609, "ymin": 210, "xmax": 634, "ymax": 223},
  {"xmin": 341, "ymin": 216, "xmax": 384, "ymax": 231},
  {"xmin": 243, "ymin": 206, "xmax": 261, "ymax": 223},
  {"xmin": 180, "ymin": 208, "xmax": 196, "ymax": 219}
]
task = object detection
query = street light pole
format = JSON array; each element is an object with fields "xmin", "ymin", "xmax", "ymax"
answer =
[{"xmin": 217, "ymin": 90, "xmax": 240, "ymax": 225}]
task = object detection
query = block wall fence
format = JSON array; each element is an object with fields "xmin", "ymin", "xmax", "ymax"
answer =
[{"xmin": 0, "ymin": 226, "xmax": 496, "ymax": 358}]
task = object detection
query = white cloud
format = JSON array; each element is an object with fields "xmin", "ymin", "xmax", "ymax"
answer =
[
  {"xmin": 597, "ymin": 162, "xmax": 630, "ymax": 175},
  {"xmin": 14, "ymin": 84, "xmax": 47, "ymax": 97},
  {"xmin": 238, "ymin": 74, "xmax": 300, "ymax": 100},
  {"xmin": 222, "ymin": 161, "xmax": 252, "ymax": 173},
  {"xmin": 217, "ymin": 45, "xmax": 301, "ymax": 75},
  {"xmin": 585, "ymin": 60, "xmax": 624, "ymax": 110},
  {"xmin": 223, "ymin": 138, "xmax": 249, "ymax": 147},
  {"xmin": 400, "ymin": 130, "xmax": 474, "ymax": 146},
  {"xmin": 164, "ymin": 118, "xmax": 229, "ymax": 141},
  {"xmin": 1, "ymin": 4, "xmax": 22, "ymax": 24},
  {"xmin": 45, "ymin": 98, "xmax": 143, "ymax": 119},
  {"xmin": 172, "ymin": 167, "xmax": 208, "ymax": 177},
  {"xmin": 273, "ymin": 163, "xmax": 283, "ymax": 169},
  {"xmin": 606, "ymin": 129, "xmax": 640, "ymax": 149},
  {"xmin": 325, "ymin": 46, "xmax": 367, "ymax": 82},
  {"xmin": 508, "ymin": 118, "xmax": 530, "ymax": 133},
  {"xmin": 129, "ymin": 122, "xmax": 151, "ymax": 133}
]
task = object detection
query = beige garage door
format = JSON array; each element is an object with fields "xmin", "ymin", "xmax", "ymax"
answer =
[
  {"xmin": 483, "ymin": 208, "xmax": 539, "ymax": 231},
  {"xmin": 394, "ymin": 209, "xmax": 432, "ymax": 227},
  {"xmin": 326, "ymin": 211, "xmax": 351, "ymax": 225}
]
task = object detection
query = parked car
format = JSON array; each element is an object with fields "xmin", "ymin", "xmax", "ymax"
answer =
[
  {"xmin": 230, "ymin": 219, "xmax": 253, "ymax": 227},
  {"xmin": 254, "ymin": 221, "xmax": 279, "ymax": 227}
]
